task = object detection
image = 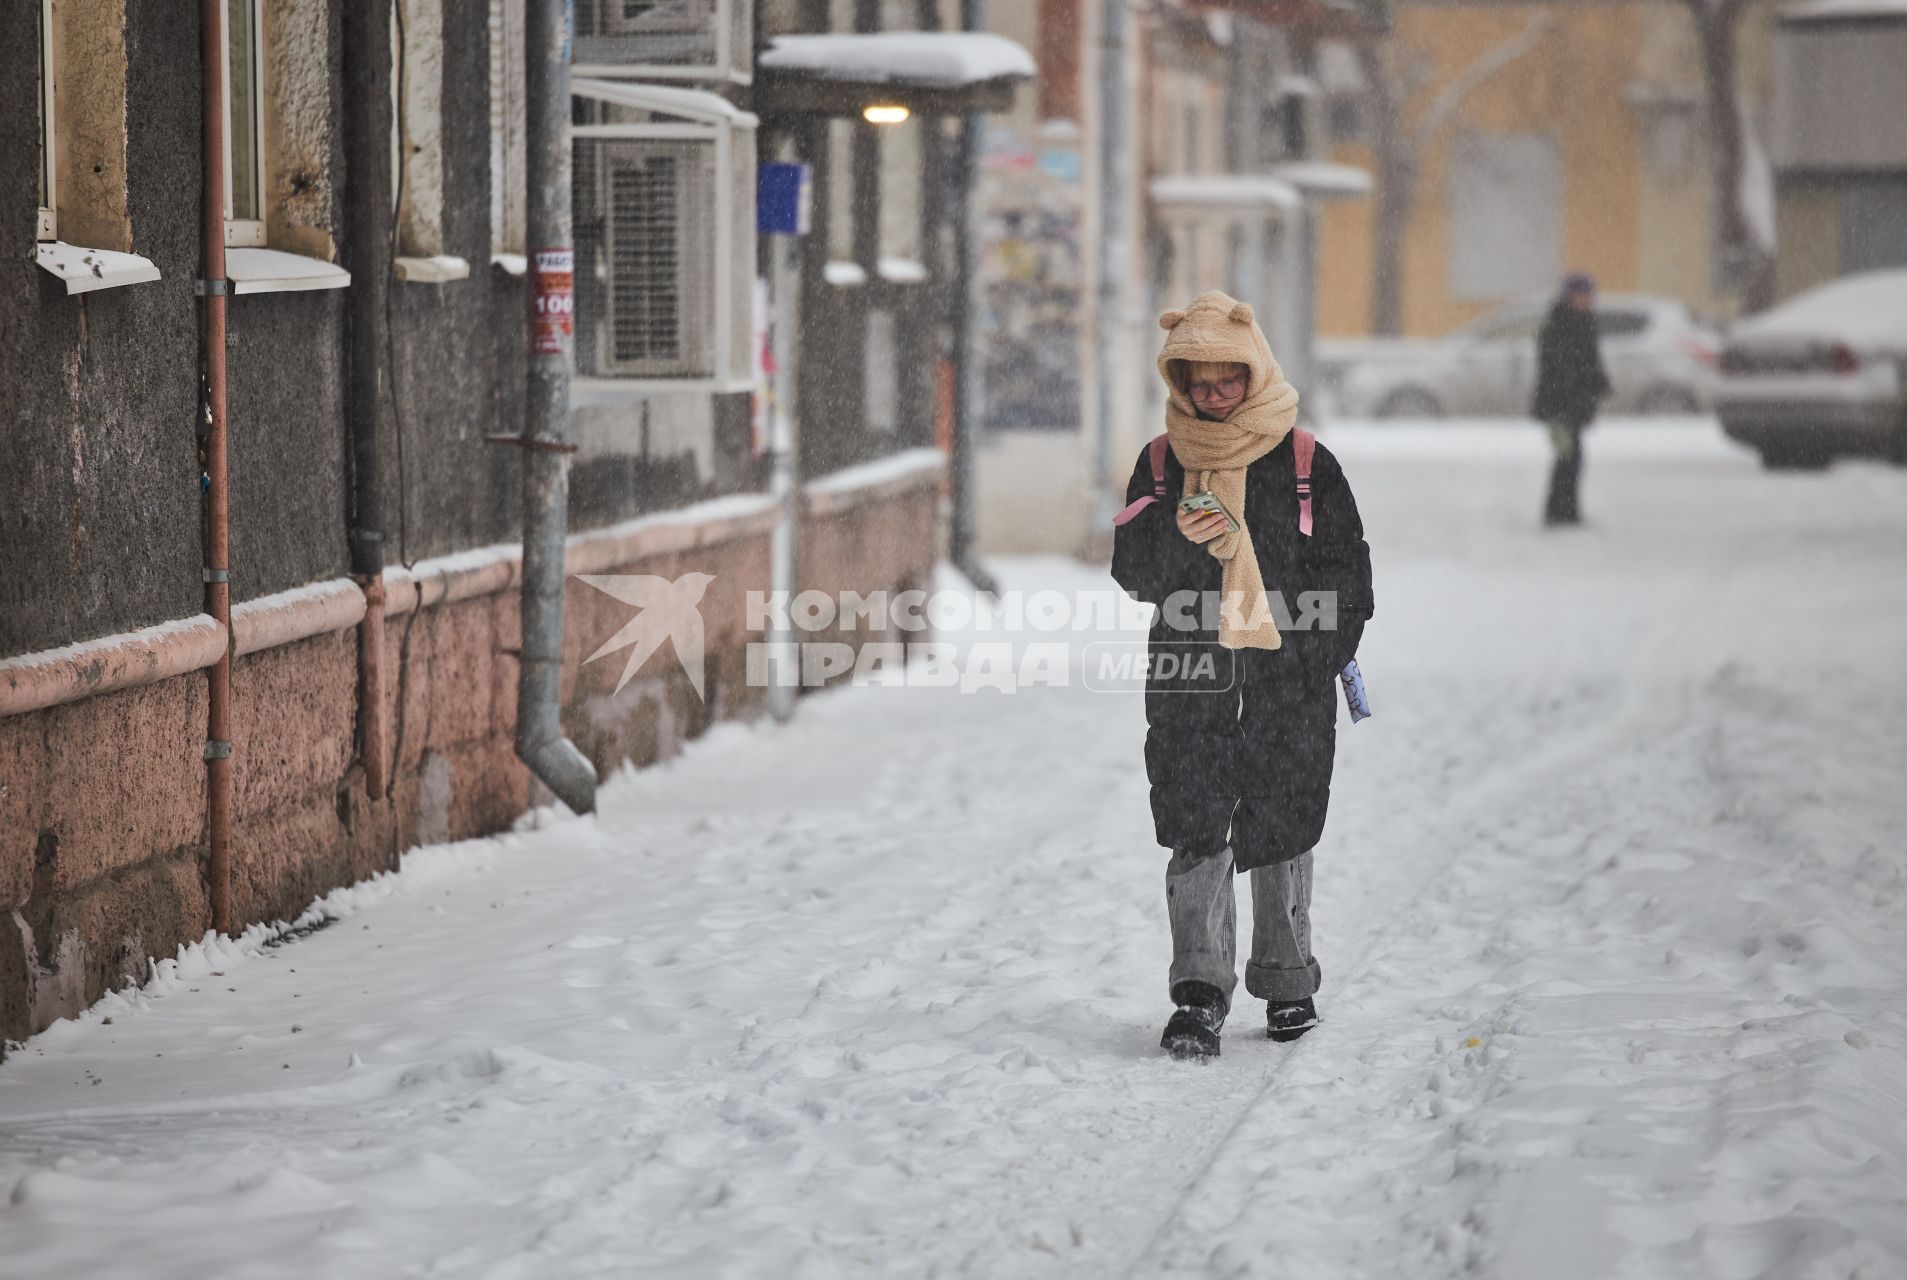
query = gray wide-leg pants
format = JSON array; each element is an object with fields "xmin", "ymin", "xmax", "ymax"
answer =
[{"xmin": 1166, "ymin": 845, "xmax": 1319, "ymax": 1016}]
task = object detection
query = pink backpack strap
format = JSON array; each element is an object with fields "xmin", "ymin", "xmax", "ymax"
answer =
[
  {"xmin": 1112, "ymin": 433, "xmax": 1172, "ymax": 527},
  {"xmin": 1293, "ymin": 428, "xmax": 1316, "ymax": 537}
]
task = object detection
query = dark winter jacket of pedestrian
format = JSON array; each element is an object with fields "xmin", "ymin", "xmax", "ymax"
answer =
[
  {"xmin": 1111, "ymin": 370, "xmax": 1373, "ymax": 872},
  {"xmin": 1531, "ymin": 300, "xmax": 1611, "ymax": 424}
]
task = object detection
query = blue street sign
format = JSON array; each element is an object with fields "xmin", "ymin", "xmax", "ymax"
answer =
[{"xmin": 758, "ymin": 163, "xmax": 814, "ymax": 237}]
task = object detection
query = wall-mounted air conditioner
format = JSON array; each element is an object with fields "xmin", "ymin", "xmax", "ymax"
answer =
[
  {"xmin": 574, "ymin": 0, "xmax": 753, "ymax": 85},
  {"xmin": 572, "ymin": 80, "xmax": 758, "ymax": 396}
]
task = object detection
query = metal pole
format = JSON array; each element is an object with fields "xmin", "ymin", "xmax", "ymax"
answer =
[
  {"xmin": 768, "ymin": 229, "xmax": 802, "ymax": 721},
  {"xmin": 1090, "ymin": 0, "xmax": 1128, "ymax": 535},
  {"xmin": 950, "ymin": 0, "xmax": 998, "ymax": 594},
  {"xmin": 516, "ymin": 0, "xmax": 597, "ymax": 815}
]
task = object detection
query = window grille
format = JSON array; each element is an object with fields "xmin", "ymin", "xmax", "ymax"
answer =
[
  {"xmin": 572, "ymin": 79, "xmax": 759, "ymax": 394},
  {"xmin": 574, "ymin": 0, "xmax": 753, "ymax": 84}
]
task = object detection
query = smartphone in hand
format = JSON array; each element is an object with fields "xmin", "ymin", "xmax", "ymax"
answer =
[{"xmin": 1177, "ymin": 490, "xmax": 1238, "ymax": 535}]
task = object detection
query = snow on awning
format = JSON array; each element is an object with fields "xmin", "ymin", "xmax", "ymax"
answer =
[
  {"xmin": 572, "ymin": 78, "xmax": 759, "ymax": 127},
  {"xmin": 1151, "ymin": 174, "xmax": 1305, "ymax": 215},
  {"xmin": 757, "ymin": 32, "xmax": 1034, "ymax": 117},
  {"xmin": 759, "ymin": 33, "xmax": 1035, "ymax": 87},
  {"xmin": 1780, "ymin": 0, "xmax": 1907, "ymax": 22},
  {"xmin": 1269, "ymin": 161, "xmax": 1374, "ymax": 199}
]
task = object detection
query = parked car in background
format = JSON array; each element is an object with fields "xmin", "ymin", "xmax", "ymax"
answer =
[
  {"xmin": 1330, "ymin": 294, "xmax": 1720, "ymax": 419},
  {"xmin": 1716, "ymin": 270, "xmax": 1907, "ymax": 470}
]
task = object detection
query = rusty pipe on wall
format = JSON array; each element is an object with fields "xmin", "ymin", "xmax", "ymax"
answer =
[
  {"xmin": 199, "ymin": 0, "xmax": 234, "ymax": 935},
  {"xmin": 341, "ymin": 0, "xmax": 393, "ymax": 799}
]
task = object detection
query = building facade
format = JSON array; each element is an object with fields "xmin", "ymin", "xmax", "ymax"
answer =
[
  {"xmin": 1314, "ymin": 0, "xmax": 1779, "ymax": 340},
  {"xmin": 1, "ymin": 0, "xmax": 964, "ymax": 1047}
]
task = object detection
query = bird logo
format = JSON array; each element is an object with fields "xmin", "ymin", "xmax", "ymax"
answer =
[{"xmin": 577, "ymin": 572, "xmax": 717, "ymax": 700}]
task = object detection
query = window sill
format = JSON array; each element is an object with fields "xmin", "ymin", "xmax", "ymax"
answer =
[
  {"xmin": 35, "ymin": 242, "xmax": 162, "ymax": 295},
  {"xmin": 491, "ymin": 252, "xmax": 528, "ymax": 277},
  {"xmin": 823, "ymin": 261, "xmax": 867, "ymax": 287},
  {"xmin": 395, "ymin": 254, "xmax": 470, "ymax": 284},
  {"xmin": 226, "ymin": 247, "xmax": 352, "ymax": 295}
]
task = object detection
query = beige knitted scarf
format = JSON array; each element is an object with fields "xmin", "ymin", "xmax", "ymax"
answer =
[{"xmin": 1156, "ymin": 290, "xmax": 1301, "ymax": 650}]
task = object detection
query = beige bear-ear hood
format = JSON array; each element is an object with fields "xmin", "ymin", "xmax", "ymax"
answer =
[{"xmin": 1155, "ymin": 289, "xmax": 1288, "ymax": 420}]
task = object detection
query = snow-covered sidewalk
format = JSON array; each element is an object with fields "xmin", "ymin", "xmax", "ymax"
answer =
[{"xmin": 4, "ymin": 421, "xmax": 1905, "ymax": 1279}]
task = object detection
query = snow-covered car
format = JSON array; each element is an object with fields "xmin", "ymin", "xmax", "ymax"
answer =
[
  {"xmin": 1716, "ymin": 270, "xmax": 1907, "ymax": 470},
  {"xmin": 1333, "ymin": 294, "xmax": 1720, "ymax": 419}
]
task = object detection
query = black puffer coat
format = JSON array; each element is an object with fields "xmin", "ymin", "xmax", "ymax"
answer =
[
  {"xmin": 1110, "ymin": 432, "xmax": 1374, "ymax": 871},
  {"xmin": 1532, "ymin": 301, "xmax": 1611, "ymax": 424}
]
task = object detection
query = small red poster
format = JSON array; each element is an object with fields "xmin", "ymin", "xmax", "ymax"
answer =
[{"xmin": 532, "ymin": 249, "xmax": 574, "ymax": 355}]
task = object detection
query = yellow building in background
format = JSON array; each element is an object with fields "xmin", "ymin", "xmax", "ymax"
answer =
[{"xmin": 1316, "ymin": 1, "xmax": 1772, "ymax": 339}]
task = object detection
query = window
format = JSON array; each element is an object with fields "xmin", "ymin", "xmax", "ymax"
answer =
[
  {"xmin": 572, "ymin": 0, "xmax": 753, "ymax": 84},
  {"xmin": 392, "ymin": 0, "xmax": 464, "ymax": 279},
  {"xmin": 224, "ymin": 0, "xmax": 266, "ymax": 245},
  {"xmin": 1447, "ymin": 130, "xmax": 1563, "ymax": 303},
  {"xmin": 37, "ymin": 0, "xmax": 57, "ymax": 240},
  {"xmin": 489, "ymin": 0, "xmax": 526, "ymax": 258},
  {"xmin": 31, "ymin": 0, "xmax": 159, "ymax": 292}
]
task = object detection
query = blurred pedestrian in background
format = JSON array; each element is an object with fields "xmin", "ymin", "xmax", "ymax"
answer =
[{"xmin": 1533, "ymin": 273, "xmax": 1612, "ymax": 527}]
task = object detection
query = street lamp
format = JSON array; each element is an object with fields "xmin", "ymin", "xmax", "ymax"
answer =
[{"xmin": 861, "ymin": 103, "xmax": 911, "ymax": 125}]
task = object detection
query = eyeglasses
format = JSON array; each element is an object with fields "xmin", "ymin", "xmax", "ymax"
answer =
[{"xmin": 1187, "ymin": 374, "xmax": 1247, "ymax": 401}]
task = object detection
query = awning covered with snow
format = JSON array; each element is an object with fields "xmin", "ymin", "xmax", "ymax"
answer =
[
  {"xmin": 1268, "ymin": 161, "xmax": 1374, "ymax": 199},
  {"xmin": 757, "ymin": 32, "xmax": 1035, "ymax": 117},
  {"xmin": 1150, "ymin": 174, "xmax": 1305, "ymax": 216},
  {"xmin": 1780, "ymin": 0, "xmax": 1907, "ymax": 23}
]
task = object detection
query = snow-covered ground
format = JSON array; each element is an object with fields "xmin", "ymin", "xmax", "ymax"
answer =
[{"xmin": 4, "ymin": 420, "xmax": 1906, "ymax": 1279}]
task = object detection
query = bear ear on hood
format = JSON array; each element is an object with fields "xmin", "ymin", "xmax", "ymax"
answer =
[
  {"xmin": 1229, "ymin": 301, "xmax": 1255, "ymax": 326},
  {"xmin": 1158, "ymin": 309, "xmax": 1186, "ymax": 331}
]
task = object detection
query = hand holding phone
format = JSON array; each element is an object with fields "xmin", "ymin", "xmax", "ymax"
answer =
[{"xmin": 1176, "ymin": 490, "xmax": 1238, "ymax": 539}]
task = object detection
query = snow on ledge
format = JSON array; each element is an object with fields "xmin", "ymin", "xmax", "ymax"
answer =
[
  {"xmin": 1781, "ymin": 0, "xmax": 1907, "ymax": 20},
  {"xmin": 759, "ymin": 33, "xmax": 1036, "ymax": 88},
  {"xmin": 806, "ymin": 446, "xmax": 947, "ymax": 500},
  {"xmin": 35, "ymin": 242, "xmax": 161, "ymax": 295},
  {"xmin": 1151, "ymin": 174, "xmax": 1303, "ymax": 213},
  {"xmin": 1270, "ymin": 161, "xmax": 1374, "ymax": 198},
  {"xmin": 394, "ymin": 255, "xmax": 471, "ymax": 284},
  {"xmin": 228, "ymin": 247, "xmax": 352, "ymax": 295}
]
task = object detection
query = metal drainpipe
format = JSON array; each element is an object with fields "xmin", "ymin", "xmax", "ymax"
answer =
[
  {"xmin": 342, "ymin": 0, "xmax": 392, "ymax": 801},
  {"xmin": 515, "ymin": 0, "xmax": 597, "ymax": 815},
  {"xmin": 199, "ymin": 0, "xmax": 234, "ymax": 935}
]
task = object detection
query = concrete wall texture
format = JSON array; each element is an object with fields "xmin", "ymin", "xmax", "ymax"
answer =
[{"xmin": 1, "ymin": 5, "xmax": 948, "ymax": 1048}]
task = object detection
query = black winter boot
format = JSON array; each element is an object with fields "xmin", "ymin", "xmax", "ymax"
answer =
[
  {"xmin": 1161, "ymin": 980, "xmax": 1227, "ymax": 1060},
  {"xmin": 1266, "ymin": 997, "xmax": 1319, "ymax": 1043}
]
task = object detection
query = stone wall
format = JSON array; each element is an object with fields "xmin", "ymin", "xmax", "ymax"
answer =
[{"xmin": 1, "ymin": 478, "xmax": 940, "ymax": 1050}]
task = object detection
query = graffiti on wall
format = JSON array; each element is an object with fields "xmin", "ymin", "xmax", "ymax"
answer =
[{"xmin": 978, "ymin": 121, "xmax": 1085, "ymax": 432}]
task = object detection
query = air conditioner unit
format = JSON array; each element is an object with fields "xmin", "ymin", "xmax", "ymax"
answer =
[
  {"xmin": 572, "ymin": 79, "xmax": 758, "ymax": 395},
  {"xmin": 574, "ymin": 0, "xmax": 753, "ymax": 85}
]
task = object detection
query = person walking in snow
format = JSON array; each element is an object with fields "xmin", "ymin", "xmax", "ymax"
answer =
[
  {"xmin": 1533, "ymin": 273, "xmax": 1612, "ymax": 527},
  {"xmin": 1110, "ymin": 291, "xmax": 1374, "ymax": 1060}
]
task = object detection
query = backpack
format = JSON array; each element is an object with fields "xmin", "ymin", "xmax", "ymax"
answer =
[
  {"xmin": 1110, "ymin": 427, "xmax": 1371, "ymax": 723},
  {"xmin": 1112, "ymin": 428, "xmax": 1316, "ymax": 536}
]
